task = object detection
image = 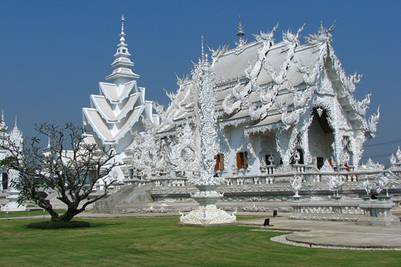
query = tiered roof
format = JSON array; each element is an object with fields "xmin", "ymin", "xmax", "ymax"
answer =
[
  {"xmin": 83, "ymin": 16, "xmax": 158, "ymax": 150},
  {"xmin": 158, "ymin": 24, "xmax": 379, "ymax": 138}
]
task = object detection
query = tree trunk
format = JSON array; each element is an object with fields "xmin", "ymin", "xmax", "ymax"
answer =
[
  {"xmin": 59, "ymin": 207, "xmax": 82, "ymax": 222},
  {"xmin": 46, "ymin": 208, "xmax": 61, "ymax": 222}
]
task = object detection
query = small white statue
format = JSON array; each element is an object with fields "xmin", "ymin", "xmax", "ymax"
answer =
[
  {"xmin": 362, "ymin": 180, "xmax": 372, "ymax": 196},
  {"xmin": 327, "ymin": 175, "xmax": 344, "ymax": 198},
  {"xmin": 377, "ymin": 172, "xmax": 399, "ymax": 197},
  {"xmin": 290, "ymin": 175, "xmax": 302, "ymax": 198}
]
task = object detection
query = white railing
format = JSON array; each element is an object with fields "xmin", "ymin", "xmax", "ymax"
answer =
[
  {"xmin": 104, "ymin": 168, "xmax": 400, "ymax": 191},
  {"xmin": 223, "ymin": 169, "xmax": 390, "ymax": 186}
]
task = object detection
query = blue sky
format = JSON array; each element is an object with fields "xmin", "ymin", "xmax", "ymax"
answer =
[{"xmin": 0, "ymin": 0, "xmax": 400, "ymax": 163}]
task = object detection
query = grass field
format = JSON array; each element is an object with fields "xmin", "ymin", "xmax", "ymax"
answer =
[
  {"xmin": 0, "ymin": 216, "xmax": 400, "ymax": 267},
  {"xmin": 0, "ymin": 210, "xmax": 48, "ymax": 218}
]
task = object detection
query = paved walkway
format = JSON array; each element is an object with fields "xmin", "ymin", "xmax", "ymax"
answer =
[{"xmin": 238, "ymin": 215, "xmax": 401, "ymax": 249}]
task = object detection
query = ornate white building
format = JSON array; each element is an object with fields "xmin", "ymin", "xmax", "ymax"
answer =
[
  {"xmin": 0, "ymin": 111, "xmax": 26, "ymax": 211},
  {"xmin": 151, "ymin": 23, "xmax": 379, "ymax": 181},
  {"xmin": 83, "ymin": 18, "xmax": 390, "ymax": 206},
  {"xmin": 0, "ymin": 111, "xmax": 23, "ymax": 192},
  {"xmin": 82, "ymin": 16, "xmax": 159, "ymax": 181}
]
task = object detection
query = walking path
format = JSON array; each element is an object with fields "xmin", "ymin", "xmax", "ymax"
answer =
[{"xmin": 238, "ymin": 215, "xmax": 401, "ymax": 249}]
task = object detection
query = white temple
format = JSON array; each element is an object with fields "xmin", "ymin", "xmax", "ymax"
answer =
[
  {"xmin": 81, "ymin": 17, "xmax": 399, "ymax": 215},
  {"xmin": 0, "ymin": 111, "xmax": 25, "ymax": 211},
  {"xmin": 0, "ymin": 17, "xmax": 399, "ymax": 219},
  {"xmin": 82, "ymin": 16, "xmax": 159, "ymax": 182},
  {"xmin": 122, "ymin": 22, "xmax": 379, "ymax": 182}
]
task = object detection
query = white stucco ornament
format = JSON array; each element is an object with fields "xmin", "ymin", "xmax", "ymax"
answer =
[
  {"xmin": 180, "ymin": 53, "xmax": 236, "ymax": 225},
  {"xmin": 327, "ymin": 175, "xmax": 344, "ymax": 197},
  {"xmin": 179, "ymin": 204, "xmax": 236, "ymax": 225},
  {"xmin": 290, "ymin": 175, "xmax": 302, "ymax": 198}
]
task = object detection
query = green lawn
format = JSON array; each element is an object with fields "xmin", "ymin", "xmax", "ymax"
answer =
[
  {"xmin": 0, "ymin": 217, "xmax": 400, "ymax": 267},
  {"xmin": 0, "ymin": 210, "xmax": 47, "ymax": 218},
  {"xmin": 0, "ymin": 209, "xmax": 65, "ymax": 218}
]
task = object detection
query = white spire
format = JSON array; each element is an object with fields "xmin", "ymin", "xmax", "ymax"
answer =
[
  {"xmin": 13, "ymin": 115, "xmax": 19, "ymax": 131},
  {"xmin": 119, "ymin": 15, "xmax": 127, "ymax": 47},
  {"xmin": 236, "ymin": 17, "xmax": 246, "ymax": 47},
  {"xmin": 10, "ymin": 115, "xmax": 22, "ymax": 145},
  {"xmin": 0, "ymin": 109, "xmax": 7, "ymax": 131},
  {"xmin": 106, "ymin": 15, "xmax": 139, "ymax": 82},
  {"xmin": 121, "ymin": 15, "xmax": 125, "ymax": 35},
  {"xmin": 199, "ymin": 35, "xmax": 208, "ymax": 64}
]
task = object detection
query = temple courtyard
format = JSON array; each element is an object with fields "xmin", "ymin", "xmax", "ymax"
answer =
[{"xmin": 0, "ymin": 213, "xmax": 401, "ymax": 266}]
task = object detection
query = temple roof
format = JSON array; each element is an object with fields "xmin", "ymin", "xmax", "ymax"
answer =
[
  {"xmin": 158, "ymin": 38, "xmax": 320, "ymax": 133},
  {"xmin": 82, "ymin": 16, "xmax": 159, "ymax": 150},
  {"xmin": 83, "ymin": 105, "xmax": 145, "ymax": 144},
  {"xmin": 90, "ymin": 93, "xmax": 141, "ymax": 123},
  {"xmin": 157, "ymin": 24, "xmax": 378, "ymax": 137}
]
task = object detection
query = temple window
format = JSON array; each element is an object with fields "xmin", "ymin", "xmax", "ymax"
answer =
[
  {"xmin": 291, "ymin": 149, "xmax": 304, "ymax": 164},
  {"xmin": 236, "ymin": 151, "xmax": 248, "ymax": 170},
  {"xmin": 316, "ymin": 157, "xmax": 324, "ymax": 169},
  {"xmin": 214, "ymin": 154, "xmax": 225, "ymax": 172},
  {"xmin": 129, "ymin": 169, "xmax": 134, "ymax": 179},
  {"xmin": 2, "ymin": 172, "xmax": 8, "ymax": 190},
  {"xmin": 264, "ymin": 154, "xmax": 274, "ymax": 166}
]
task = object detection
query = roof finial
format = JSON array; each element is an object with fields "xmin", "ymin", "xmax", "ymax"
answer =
[
  {"xmin": 106, "ymin": 15, "xmax": 139, "ymax": 81},
  {"xmin": 199, "ymin": 35, "xmax": 209, "ymax": 65},
  {"xmin": 201, "ymin": 35, "xmax": 205, "ymax": 63},
  {"xmin": 13, "ymin": 115, "xmax": 18, "ymax": 129},
  {"xmin": 236, "ymin": 16, "xmax": 246, "ymax": 46},
  {"xmin": 0, "ymin": 109, "xmax": 6, "ymax": 131},
  {"xmin": 121, "ymin": 15, "xmax": 125, "ymax": 36}
]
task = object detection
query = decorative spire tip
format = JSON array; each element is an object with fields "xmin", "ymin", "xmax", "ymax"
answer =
[
  {"xmin": 236, "ymin": 16, "xmax": 246, "ymax": 46},
  {"xmin": 120, "ymin": 15, "xmax": 125, "ymax": 36}
]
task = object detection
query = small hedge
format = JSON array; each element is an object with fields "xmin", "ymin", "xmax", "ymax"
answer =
[{"xmin": 26, "ymin": 221, "xmax": 91, "ymax": 229}]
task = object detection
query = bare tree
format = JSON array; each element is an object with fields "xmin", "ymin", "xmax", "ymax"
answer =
[{"xmin": 0, "ymin": 123, "xmax": 120, "ymax": 222}]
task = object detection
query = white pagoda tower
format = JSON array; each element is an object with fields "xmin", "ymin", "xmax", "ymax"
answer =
[
  {"xmin": 0, "ymin": 112, "xmax": 25, "ymax": 211},
  {"xmin": 83, "ymin": 16, "xmax": 159, "ymax": 182}
]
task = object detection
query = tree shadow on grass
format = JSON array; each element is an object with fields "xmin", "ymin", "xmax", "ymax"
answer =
[{"xmin": 23, "ymin": 220, "xmax": 125, "ymax": 230}]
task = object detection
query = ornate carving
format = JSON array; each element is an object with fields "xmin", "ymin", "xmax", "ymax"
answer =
[
  {"xmin": 169, "ymin": 121, "xmax": 199, "ymax": 174},
  {"xmin": 222, "ymin": 25, "xmax": 278, "ymax": 116},
  {"xmin": 327, "ymin": 175, "xmax": 344, "ymax": 197},
  {"xmin": 290, "ymin": 175, "xmax": 302, "ymax": 198},
  {"xmin": 365, "ymin": 107, "xmax": 380, "ymax": 138}
]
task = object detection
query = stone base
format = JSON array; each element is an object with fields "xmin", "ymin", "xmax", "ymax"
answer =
[
  {"xmin": 358, "ymin": 199, "xmax": 400, "ymax": 226},
  {"xmin": 357, "ymin": 215, "xmax": 401, "ymax": 226},
  {"xmin": 290, "ymin": 199, "xmax": 364, "ymax": 222},
  {"xmin": 180, "ymin": 204, "xmax": 236, "ymax": 225}
]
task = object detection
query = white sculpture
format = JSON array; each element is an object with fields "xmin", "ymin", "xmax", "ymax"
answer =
[
  {"xmin": 180, "ymin": 49, "xmax": 235, "ymax": 225},
  {"xmin": 376, "ymin": 172, "xmax": 399, "ymax": 197},
  {"xmin": 290, "ymin": 175, "xmax": 302, "ymax": 199},
  {"xmin": 169, "ymin": 121, "xmax": 199, "ymax": 175},
  {"xmin": 362, "ymin": 180, "xmax": 373, "ymax": 196},
  {"xmin": 327, "ymin": 175, "xmax": 344, "ymax": 198},
  {"xmin": 389, "ymin": 147, "xmax": 401, "ymax": 168}
]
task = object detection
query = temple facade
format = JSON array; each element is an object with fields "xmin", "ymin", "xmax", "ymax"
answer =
[
  {"xmin": 83, "ymin": 18, "xmax": 386, "ymax": 201},
  {"xmin": 122, "ymin": 22, "xmax": 380, "ymax": 185}
]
